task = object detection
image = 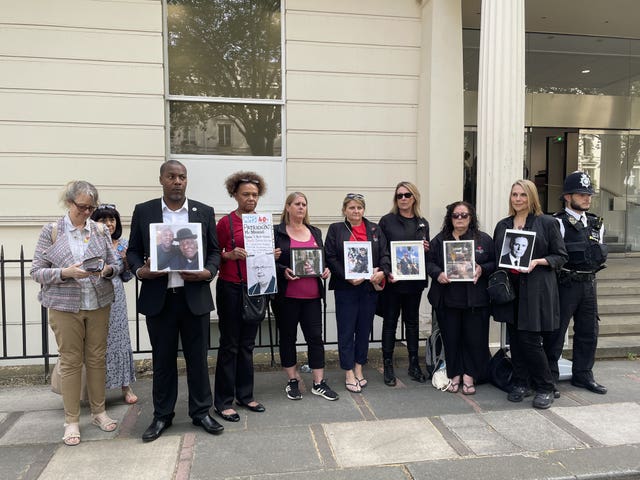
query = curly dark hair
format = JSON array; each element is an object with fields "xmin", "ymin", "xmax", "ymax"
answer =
[
  {"xmin": 224, "ymin": 171, "xmax": 267, "ymax": 197},
  {"xmin": 90, "ymin": 205, "xmax": 122, "ymax": 240},
  {"xmin": 441, "ymin": 201, "xmax": 480, "ymax": 241}
]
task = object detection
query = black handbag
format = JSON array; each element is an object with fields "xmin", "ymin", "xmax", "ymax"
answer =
[
  {"xmin": 487, "ymin": 347, "xmax": 514, "ymax": 393},
  {"xmin": 229, "ymin": 214, "xmax": 268, "ymax": 323},
  {"xmin": 486, "ymin": 270, "xmax": 515, "ymax": 304}
]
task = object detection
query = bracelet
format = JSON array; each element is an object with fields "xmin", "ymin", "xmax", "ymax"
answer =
[{"xmin": 135, "ymin": 267, "xmax": 144, "ymax": 280}]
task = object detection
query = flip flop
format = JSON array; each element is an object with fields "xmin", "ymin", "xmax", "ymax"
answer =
[
  {"xmin": 123, "ymin": 386, "xmax": 138, "ymax": 404},
  {"xmin": 91, "ymin": 413, "xmax": 118, "ymax": 432},
  {"xmin": 447, "ymin": 382, "xmax": 460, "ymax": 393},
  {"xmin": 355, "ymin": 377, "xmax": 368, "ymax": 388},
  {"xmin": 345, "ymin": 382, "xmax": 362, "ymax": 393},
  {"xmin": 462, "ymin": 383, "xmax": 476, "ymax": 395},
  {"xmin": 63, "ymin": 423, "xmax": 81, "ymax": 446}
]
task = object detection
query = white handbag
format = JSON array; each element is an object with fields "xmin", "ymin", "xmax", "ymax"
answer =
[{"xmin": 431, "ymin": 364, "xmax": 451, "ymax": 391}]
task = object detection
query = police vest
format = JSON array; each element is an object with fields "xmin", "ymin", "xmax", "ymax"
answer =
[{"xmin": 554, "ymin": 211, "xmax": 607, "ymax": 272}]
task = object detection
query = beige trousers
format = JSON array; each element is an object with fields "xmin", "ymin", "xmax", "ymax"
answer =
[{"xmin": 49, "ymin": 305, "xmax": 110, "ymax": 424}]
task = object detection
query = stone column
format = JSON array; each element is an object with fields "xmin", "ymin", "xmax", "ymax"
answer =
[{"xmin": 476, "ymin": 0, "xmax": 525, "ymax": 232}]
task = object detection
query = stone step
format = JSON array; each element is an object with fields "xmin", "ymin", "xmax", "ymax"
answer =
[
  {"xmin": 577, "ymin": 314, "xmax": 640, "ymax": 336},
  {"xmin": 597, "ymin": 296, "xmax": 640, "ymax": 314},
  {"xmin": 598, "ymin": 281, "xmax": 640, "ymax": 296},
  {"xmin": 565, "ymin": 334, "xmax": 640, "ymax": 360}
]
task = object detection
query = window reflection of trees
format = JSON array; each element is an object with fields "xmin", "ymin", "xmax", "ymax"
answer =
[{"xmin": 168, "ymin": 0, "xmax": 281, "ymax": 156}]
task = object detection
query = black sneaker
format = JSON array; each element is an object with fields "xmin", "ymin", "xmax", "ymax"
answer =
[
  {"xmin": 311, "ymin": 380, "xmax": 339, "ymax": 401},
  {"xmin": 286, "ymin": 379, "xmax": 302, "ymax": 400}
]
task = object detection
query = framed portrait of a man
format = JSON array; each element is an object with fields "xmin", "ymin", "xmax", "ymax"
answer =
[
  {"xmin": 291, "ymin": 248, "xmax": 323, "ymax": 278},
  {"xmin": 344, "ymin": 241, "xmax": 373, "ymax": 280},
  {"xmin": 498, "ymin": 229, "xmax": 536, "ymax": 271},
  {"xmin": 390, "ymin": 241, "xmax": 425, "ymax": 280},
  {"xmin": 246, "ymin": 253, "xmax": 277, "ymax": 296},
  {"xmin": 149, "ymin": 223, "xmax": 203, "ymax": 272},
  {"xmin": 444, "ymin": 240, "xmax": 475, "ymax": 282}
]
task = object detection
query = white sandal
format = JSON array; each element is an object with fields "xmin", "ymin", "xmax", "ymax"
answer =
[
  {"xmin": 91, "ymin": 412, "xmax": 117, "ymax": 432},
  {"xmin": 63, "ymin": 422, "xmax": 81, "ymax": 446}
]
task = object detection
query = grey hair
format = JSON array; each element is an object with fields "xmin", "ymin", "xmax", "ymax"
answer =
[{"xmin": 60, "ymin": 180, "xmax": 99, "ymax": 208}]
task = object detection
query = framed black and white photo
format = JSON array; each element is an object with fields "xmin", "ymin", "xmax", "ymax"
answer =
[
  {"xmin": 246, "ymin": 252, "xmax": 277, "ymax": 296},
  {"xmin": 149, "ymin": 223, "xmax": 203, "ymax": 272},
  {"xmin": 444, "ymin": 240, "xmax": 475, "ymax": 282},
  {"xmin": 291, "ymin": 247, "xmax": 323, "ymax": 277},
  {"xmin": 390, "ymin": 240, "xmax": 425, "ymax": 280},
  {"xmin": 344, "ymin": 241, "xmax": 373, "ymax": 280},
  {"xmin": 498, "ymin": 229, "xmax": 536, "ymax": 271}
]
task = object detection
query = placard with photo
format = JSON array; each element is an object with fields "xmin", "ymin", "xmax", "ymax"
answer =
[
  {"xmin": 291, "ymin": 247, "xmax": 323, "ymax": 277},
  {"xmin": 498, "ymin": 229, "xmax": 536, "ymax": 271},
  {"xmin": 344, "ymin": 241, "xmax": 373, "ymax": 280},
  {"xmin": 390, "ymin": 240, "xmax": 425, "ymax": 280},
  {"xmin": 246, "ymin": 252, "xmax": 277, "ymax": 296},
  {"xmin": 149, "ymin": 223, "xmax": 203, "ymax": 272},
  {"xmin": 444, "ymin": 240, "xmax": 475, "ymax": 282}
]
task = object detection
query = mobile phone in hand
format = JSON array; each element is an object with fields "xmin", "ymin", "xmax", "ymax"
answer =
[{"xmin": 82, "ymin": 257, "xmax": 105, "ymax": 272}]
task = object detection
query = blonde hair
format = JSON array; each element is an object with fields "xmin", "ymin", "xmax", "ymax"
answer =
[
  {"xmin": 390, "ymin": 181, "xmax": 423, "ymax": 218},
  {"xmin": 509, "ymin": 179, "xmax": 543, "ymax": 216},
  {"xmin": 341, "ymin": 194, "xmax": 365, "ymax": 214},
  {"xmin": 280, "ymin": 192, "xmax": 310, "ymax": 225}
]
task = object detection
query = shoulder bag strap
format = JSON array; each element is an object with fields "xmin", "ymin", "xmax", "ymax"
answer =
[{"xmin": 229, "ymin": 213, "xmax": 245, "ymax": 283}]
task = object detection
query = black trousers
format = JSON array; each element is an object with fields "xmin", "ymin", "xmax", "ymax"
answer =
[
  {"xmin": 146, "ymin": 287, "xmax": 212, "ymax": 421},
  {"xmin": 439, "ymin": 306, "xmax": 491, "ymax": 381},
  {"xmin": 548, "ymin": 279, "xmax": 598, "ymax": 381},
  {"xmin": 381, "ymin": 290, "xmax": 422, "ymax": 357},
  {"xmin": 275, "ymin": 297, "xmax": 325, "ymax": 370},
  {"xmin": 214, "ymin": 280, "xmax": 260, "ymax": 410}
]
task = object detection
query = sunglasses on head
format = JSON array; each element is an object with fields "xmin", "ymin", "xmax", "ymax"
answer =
[
  {"xmin": 346, "ymin": 193, "xmax": 364, "ymax": 200},
  {"xmin": 97, "ymin": 203, "xmax": 116, "ymax": 210},
  {"xmin": 451, "ymin": 212, "xmax": 470, "ymax": 219},
  {"xmin": 396, "ymin": 192, "xmax": 413, "ymax": 200},
  {"xmin": 239, "ymin": 178, "xmax": 260, "ymax": 185}
]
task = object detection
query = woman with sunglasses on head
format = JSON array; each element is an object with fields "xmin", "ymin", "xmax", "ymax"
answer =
[
  {"xmin": 378, "ymin": 182, "xmax": 430, "ymax": 386},
  {"xmin": 272, "ymin": 192, "xmax": 338, "ymax": 401},
  {"xmin": 493, "ymin": 180, "xmax": 567, "ymax": 409},
  {"xmin": 426, "ymin": 202, "xmax": 495, "ymax": 395},
  {"xmin": 214, "ymin": 171, "xmax": 277, "ymax": 422},
  {"xmin": 90, "ymin": 204, "xmax": 137, "ymax": 405},
  {"xmin": 325, "ymin": 193, "xmax": 391, "ymax": 393},
  {"xmin": 31, "ymin": 181, "xmax": 120, "ymax": 446}
]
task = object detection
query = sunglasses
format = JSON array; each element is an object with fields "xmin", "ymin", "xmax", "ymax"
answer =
[
  {"xmin": 396, "ymin": 192, "xmax": 413, "ymax": 200},
  {"xmin": 346, "ymin": 193, "xmax": 364, "ymax": 200},
  {"xmin": 72, "ymin": 201, "xmax": 96, "ymax": 213},
  {"xmin": 240, "ymin": 178, "xmax": 260, "ymax": 185},
  {"xmin": 451, "ymin": 212, "xmax": 470, "ymax": 219},
  {"xmin": 97, "ymin": 203, "xmax": 116, "ymax": 210}
]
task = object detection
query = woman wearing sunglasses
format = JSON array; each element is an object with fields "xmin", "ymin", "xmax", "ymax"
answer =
[
  {"xmin": 426, "ymin": 201, "xmax": 495, "ymax": 395},
  {"xmin": 325, "ymin": 193, "xmax": 390, "ymax": 393},
  {"xmin": 378, "ymin": 182, "xmax": 430, "ymax": 386}
]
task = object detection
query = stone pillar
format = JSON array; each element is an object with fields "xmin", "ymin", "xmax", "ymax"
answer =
[
  {"xmin": 476, "ymin": 0, "xmax": 525, "ymax": 232},
  {"xmin": 417, "ymin": 0, "xmax": 464, "ymax": 225}
]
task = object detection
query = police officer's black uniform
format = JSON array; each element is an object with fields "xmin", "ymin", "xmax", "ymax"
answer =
[{"xmin": 549, "ymin": 172, "xmax": 608, "ymax": 394}]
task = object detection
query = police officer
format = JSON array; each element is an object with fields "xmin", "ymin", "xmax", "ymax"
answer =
[{"xmin": 549, "ymin": 171, "xmax": 608, "ymax": 394}]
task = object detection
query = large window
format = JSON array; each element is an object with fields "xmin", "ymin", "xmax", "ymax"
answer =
[{"xmin": 167, "ymin": 0, "xmax": 282, "ymax": 157}]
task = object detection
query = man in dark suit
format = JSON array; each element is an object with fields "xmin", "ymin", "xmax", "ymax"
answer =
[{"xmin": 127, "ymin": 160, "xmax": 224, "ymax": 441}]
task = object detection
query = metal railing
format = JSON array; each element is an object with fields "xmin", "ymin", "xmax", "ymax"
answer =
[{"xmin": 1, "ymin": 247, "xmax": 414, "ymax": 381}]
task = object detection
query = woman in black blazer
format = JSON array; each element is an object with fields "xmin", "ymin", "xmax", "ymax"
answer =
[
  {"xmin": 325, "ymin": 193, "xmax": 391, "ymax": 393},
  {"xmin": 272, "ymin": 192, "xmax": 338, "ymax": 401}
]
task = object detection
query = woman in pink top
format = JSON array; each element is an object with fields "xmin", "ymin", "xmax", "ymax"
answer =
[{"xmin": 272, "ymin": 192, "xmax": 338, "ymax": 402}]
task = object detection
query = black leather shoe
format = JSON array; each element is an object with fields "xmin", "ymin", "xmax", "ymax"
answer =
[
  {"xmin": 533, "ymin": 392, "xmax": 554, "ymax": 409},
  {"xmin": 571, "ymin": 378, "xmax": 607, "ymax": 394},
  {"xmin": 214, "ymin": 408, "xmax": 240, "ymax": 422},
  {"xmin": 142, "ymin": 418, "xmax": 172, "ymax": 442},
  {"xmin": 553, "ymin": 388, "xmax": 561, "ymax": 399},
  {"xmin": 408, "ymin": 365, "xmax": 427, "ymax": 383},
  {"xmin": 383, "ymin": 359, "xmax": 396, "ymax": 387},
  {"xmin": 236, "ymin": 401, "xmax": 266, "ymax": 413},
  {"xmin": 193, "ymin": 415, "xmax": 224, "ymax": 435},
  {"xmin": 507, "ymin": 385, "xmax": 533, "ymax": 403}
]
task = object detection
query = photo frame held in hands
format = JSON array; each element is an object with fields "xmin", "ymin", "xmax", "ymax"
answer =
[
  {"xmin": 344, "ymin": 241, "xmax": 373, "ymax": 280},
  {"xmin": 291, "ymin": 248, "xmax": 323, "ymax": 278},
  {"xmin": 443, "ymin": 240, "xmax": 475, "ymax": 282},
  {"xmin": 390, "ymin": 241, "xmax": 425, "ymax": 280},
  {"xmin": 149, "ymin": 223, "xmax": 203, "ymax": 272},
  {"xmin": 498, "ymin": 229, "xmax": 536, "ymax": 271}
]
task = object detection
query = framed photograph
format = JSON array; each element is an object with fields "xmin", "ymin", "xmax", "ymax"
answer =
[
  {"xmin": 149, "ymin": 223, "xmax": 203, "ymax": 272},
  {"xmin": 291, "ymin": 247, "xmax": 323, "ymax": 277},
  {"xmin": 498, "ymin": 229, "xmax": 537, "ymax": 271},
  {"xmin": 246, "ymin": 252, "xmax": 277, "ymax": 296},
  {"xmin": 444, "ymin": 240, "xmax": 476, "ymax": 282},
  {"xmin": 390, "ymin": 241, "xmax": 425, "ymax": 280},
  {"xmin": 344, "ymin": 241, "xmax": 373, "ymax": 280}
]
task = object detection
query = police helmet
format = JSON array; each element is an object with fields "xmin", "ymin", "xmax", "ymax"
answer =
[{"xmin": 562, "ymin": 171, "xmax": 594, "ymax": 195}]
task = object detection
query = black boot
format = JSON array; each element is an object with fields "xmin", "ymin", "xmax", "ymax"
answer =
[
  {"xmin": 408, "ymin": 355, "xmax": 426, "ymax": 383},
  {"xmin": 383, "ymin": 358, "xmax": 396, "ymax": 386}
]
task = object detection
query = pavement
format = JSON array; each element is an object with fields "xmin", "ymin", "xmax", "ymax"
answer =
[{"xmin": 1, "ymin": 359, "xmax": 640, "ymax": 480}]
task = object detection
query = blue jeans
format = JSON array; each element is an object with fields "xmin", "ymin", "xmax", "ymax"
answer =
[{"xmin": 334, "ymin": 286, "xmax": 378, "ymax": 370}]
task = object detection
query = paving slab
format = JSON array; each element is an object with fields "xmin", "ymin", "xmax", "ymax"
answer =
[
  {"xmin": 0, "ymin": 385, "xmax": 63, "ymax": 412},
  {"xmin": 480, "ymin": 409, "xmax": 583, "ymax": 452},
  {"xmin": 323, "ymin": 417, "xmax": 457, "ymax": 468},
  {"xmin": 0, "ymin": 444, "xmax": 57, "ymax": 480},
  {"xmin": 439, "ymin": 412, "xmax": 521, "ymax": 456},
  {"xmin": 549, "ymin": 444, "xmax": 640, "ymax": 478},
  {"xmin": 552, "ymin": 402, "xmax": 640, "ymax": 446},
  {"xmin": 38, "ymin": 436, "xmax": 181, "ymax": 480},
  {"xmin": 232, "ymin": 465, "xmax": 411, "ymax": 480},
  {"xmin": 189, "ymin": 425, "xmax": 323, "ymax": 479}
]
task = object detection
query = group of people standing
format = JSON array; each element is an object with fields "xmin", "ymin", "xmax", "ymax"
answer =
[{"xmin": 31, "ymin": 162, "xmax": 607, "ymax": 446}]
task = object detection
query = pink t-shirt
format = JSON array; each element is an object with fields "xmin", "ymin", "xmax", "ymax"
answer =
[{"xmin": 286, "ymin": 237, "xmax": 321, "ymax": 299}]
